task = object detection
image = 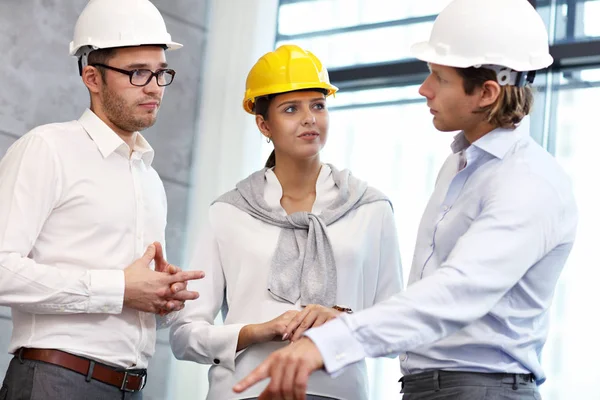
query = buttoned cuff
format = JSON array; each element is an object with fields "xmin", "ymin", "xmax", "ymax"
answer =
[
  {"xmin": 304, "ymin": 316, "xmax": 367, "ymax": 377},
  {"xmin": 203, "ymin": 323, "xmax": 245, "ymax": 372},
  {"xmin": 88, "ymin": 270, "xmax": 125, "ymax": 314}
]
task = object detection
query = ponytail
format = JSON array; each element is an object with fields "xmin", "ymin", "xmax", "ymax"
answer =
[{"xmin": 265, "ymin": 150, "xmax": 276, "ymax": 168}]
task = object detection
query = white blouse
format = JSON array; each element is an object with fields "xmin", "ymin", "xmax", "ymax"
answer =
[{"xmin": 170, "ymin": 165, "xmax": 403, "ymax": 400}]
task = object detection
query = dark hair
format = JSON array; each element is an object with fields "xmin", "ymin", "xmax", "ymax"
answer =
[
  {"xmin": 254, "ymin": 95, "xmax": 276, "ymax": 168},
  {"xmin": 85, "ymin": 48, "xmax": 118, "ymax": 82},
  {"xmin": 255, "ymin": 88, "xmax": 328, "ymax": 168},
  {"xmin": 82, "ymin": 44, "xmax": 167, "ymax": 79},
  {"xmin": 456, "ymin": 67, "xmax": 533, "ymax": 129}
]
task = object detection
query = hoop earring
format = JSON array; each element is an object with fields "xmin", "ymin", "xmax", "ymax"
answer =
[{"xmin": 266, "ymin": 137, "xmax": 271, "ymax": 144}]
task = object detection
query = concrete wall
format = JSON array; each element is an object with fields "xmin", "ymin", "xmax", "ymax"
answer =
[{"xmin": 0, "ymin": 0, "xmax": 209, "ymax": 398}]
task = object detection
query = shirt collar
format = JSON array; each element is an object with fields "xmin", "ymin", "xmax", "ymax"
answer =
[
  {"xmin": 78, "ymin": 108, "xmax": 155, "ymax": 167},
  {"xmin": 450, "ymin": 116, "xmax": 530, "ymax": 159}
]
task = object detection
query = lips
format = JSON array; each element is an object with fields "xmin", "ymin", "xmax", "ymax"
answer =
[
  {"xmin": 298, "ymin": 131, "xmax": 319, "ymax": 138},
  {"xmin": 138, "ymin": 99, "xmax": 160, "ymax": 108}
]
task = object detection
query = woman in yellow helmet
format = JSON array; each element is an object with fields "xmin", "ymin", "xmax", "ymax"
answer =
[{"xmin": 170, "ymin": 45, "xmax": 403, "ymax": 400}]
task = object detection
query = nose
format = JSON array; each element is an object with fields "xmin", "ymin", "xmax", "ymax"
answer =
[
  {"xmin": 302, "ymin": 108, "xmax": 316, "ymax": 126},
  {"xmin": 143, "ymin": 77, "xmax": 163, "ymax": 95},
  {"xmin": 418, "ymin": 74, "xmax": 434, "ymax": 100}
]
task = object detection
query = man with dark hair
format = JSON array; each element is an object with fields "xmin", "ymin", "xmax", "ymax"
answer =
[
  {"xmin": 234, "ymin": 0, "xmax": 578, "ymax": 399},
  {"xmin": 0, "ymin": 0, "xmax": 204, "ymax": 398}
]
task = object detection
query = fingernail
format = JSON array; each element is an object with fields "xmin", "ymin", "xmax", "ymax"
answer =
[{"xmin": 282, "ymin": 333, "xmax": 288, "ymax": 341}]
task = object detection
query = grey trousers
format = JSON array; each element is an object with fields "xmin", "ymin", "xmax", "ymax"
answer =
[
  {"xmin": 400, "ymin": 371, "xmax": 541, "ymax": 400},
  {"xmin": 0, "ymin": 356, "xmax": 143, "ymax": 400}
]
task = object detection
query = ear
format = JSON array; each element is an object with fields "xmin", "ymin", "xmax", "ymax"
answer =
[
  {"xmin": 478, "ymin": 80, "xmax": 501, "ymax": 108},
  {"xmin": 81, "ymin": 65, "xmax": 102, "ymax": 95},
  {"xmin": 255, "ymin": 114, "xmax": 271, "ymax": 140}
]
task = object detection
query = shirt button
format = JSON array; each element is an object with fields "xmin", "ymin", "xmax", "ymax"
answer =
[
  {"xmin": 442, "ymin": 205, "xmax": 449, "ymax": 211},
  {"xmin": 213, "ymin": 359, "xmax": 220, "ymax": 364},
  {"xmin": 335, "ymin": 353, "xmax": 346, "ymax": 361},
  {"xmin": 400, "ymin": 354, "xmax": 407, "ymax": 362}
]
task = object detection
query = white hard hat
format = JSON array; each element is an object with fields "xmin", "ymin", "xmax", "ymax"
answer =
[
  {"xmin": 411, "ymin": 0, "xmax": 553, "ymax": 72},
  {"xmin": 69, "ymin": 0, "xmax": 182, "ymax": 57}
]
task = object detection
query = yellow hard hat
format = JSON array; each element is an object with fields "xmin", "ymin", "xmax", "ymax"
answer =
[{"xmin": 243, "ymin": 44, "xmax": 338, "ymax": 114}]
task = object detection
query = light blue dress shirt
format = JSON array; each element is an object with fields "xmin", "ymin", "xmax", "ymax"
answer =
[{"xmin": 306, "ymin": 117, "xmax": 578, "ymax": 383}]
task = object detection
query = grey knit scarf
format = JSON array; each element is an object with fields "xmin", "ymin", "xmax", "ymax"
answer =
[{"xmin": 213, "ymin": 164, "xmax": 391, "ymax": 307}]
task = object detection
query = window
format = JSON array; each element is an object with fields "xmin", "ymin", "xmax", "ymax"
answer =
[
  {"xmin": 276, "ymin": 0, "xmax": 451, "ymax": 69},
  {"xmin": 270, "ymin": 1, "xmax": 600, "ymax": 399},
  {"xmin": 535, "ymin": 66, "xmax": 600, "ymax": 399},
  {"xmin": 538, "ymin": 0, "xmax": 600, "ymax": 43}
]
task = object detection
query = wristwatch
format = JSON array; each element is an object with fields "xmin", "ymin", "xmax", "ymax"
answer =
[{"xmin": 332, "ymin": 305, "xmax": 353, "ymax": 314}]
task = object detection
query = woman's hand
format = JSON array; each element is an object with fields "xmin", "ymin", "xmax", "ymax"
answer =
[
  {"xmin": 282, "ymin": 304, "xmax": 342, "ymax": 343},
  {"xmin": 237, "ymin": 310, "xmax": 299, "ymax": 351}
]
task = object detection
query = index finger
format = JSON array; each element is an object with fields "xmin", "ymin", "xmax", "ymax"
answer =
[
  {"xmin": 154, "ymin": 242, "xmax": 165, "ymax": 260},
  {"xmin": 233, "ymin": 360, "xmax": 271, "ymax": 393},
  {"xmin": 153, "ymin": 242, "xmax": 167, "ymax": 272},
  {"xmin": 168, "ymin": 270, "xmax": 205, "ymax": 283}
]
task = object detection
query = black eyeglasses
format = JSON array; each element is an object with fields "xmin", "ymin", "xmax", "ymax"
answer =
[{"xmin": 91, "ymin": 63, "xmax": 176, "ymax": 87}]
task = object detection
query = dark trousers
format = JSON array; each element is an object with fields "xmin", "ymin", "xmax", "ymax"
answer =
[
  {"xmin": 400, "ymin": 370, "xmax": 541, "ymax": 400},
  {"xmin": 0, "ymin": 356, "xmax": 143, "ymax": 400}
]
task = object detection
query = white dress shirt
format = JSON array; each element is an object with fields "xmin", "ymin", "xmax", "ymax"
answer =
[
  {"xmin": 170, "ymin": 165, "xmax": 403, "ymax": 400},
  {"xmin": 0, "ymin": 109, "xmax": 170, "ymax": 369},
  {"xmin": 306, "ymin": 117, "xmax": 578, "ymax": 384}
]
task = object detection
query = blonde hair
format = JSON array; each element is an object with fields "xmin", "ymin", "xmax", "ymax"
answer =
[{"xmin": 457, "ymin": 67, "xmax": 533, "ymax": 129}]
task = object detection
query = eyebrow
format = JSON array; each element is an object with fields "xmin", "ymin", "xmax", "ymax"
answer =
[
  {"xmin": 429, "ymin": 67, "xmax": 443, "ymax": 79},
  {"xmin": 427, "ymin": 63, "xmax": 443, "ymax": 75},
  {"xmin": 276, "ymin": 98, "xmax": 325, "ymax": 108},
  {"xmin": 125, "ymin": 62, "xmax": 169, "ymax": 69}
]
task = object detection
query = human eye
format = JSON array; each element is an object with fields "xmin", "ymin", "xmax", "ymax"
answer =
[{"xmin": 132, "ymin": 69, "xmax": 151, "ymax": 79}]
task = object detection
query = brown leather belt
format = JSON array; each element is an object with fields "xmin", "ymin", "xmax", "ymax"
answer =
[{"xmin": 17, "ymin": 348, "xmax": 147, "ymax": 392}]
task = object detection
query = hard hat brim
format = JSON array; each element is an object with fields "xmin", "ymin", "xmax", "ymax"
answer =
[
  {"xmin": 243, "ymin": 82, "xmax": 338, "ymax": 115},
  {"xmin": 69, "ymin": 40, "xmax": 183, "ymax": 56},
  {"xmin": 410, "ymin": 41, "xmax": 553, "ymax": 72}
]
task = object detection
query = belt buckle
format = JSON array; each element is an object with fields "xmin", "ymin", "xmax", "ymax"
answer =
[{"xmin": 120, "ymin": 370, "xmax": 146, "ymax": 392}]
